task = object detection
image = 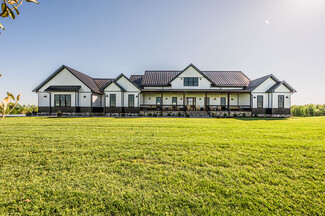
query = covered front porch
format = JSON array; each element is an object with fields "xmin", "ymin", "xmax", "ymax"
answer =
[{"xmin": 140, "ymin": 89, "xmax": 252, "ymax": 112}]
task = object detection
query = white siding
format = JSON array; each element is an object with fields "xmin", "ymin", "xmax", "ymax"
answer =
[
  {"xmin": 272, "ymin": 93, "xmax": 291, "ymax": 108},
  {"xmin": 92, "ymin": 94, "xmax": 102, "ymax": 107},
  {"xmin": 39, "ymin": 68, "xmax": 91, "ymax": 92},
  {"xmin": 38, "ymin": 92, "xmax": 50, "ymax": 106},
  {"xmin": 116, "ymin": 76, "xmax": 140, "ymax": 92},
  {"xmin": 252, "ymin": 77, "xmax": 277, "ymax": 93},
  {"xmin": 170, "ymin": 66, "xmax": 212, "ymax": 89},
  {"xmin": 78, "ymin": 93, "xmax": 92, "ymax": 107}
]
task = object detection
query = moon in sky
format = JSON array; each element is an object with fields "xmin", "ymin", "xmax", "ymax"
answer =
[{"xmin": 265, "ymin": 20, "xmax": 270, "ymax": 25}]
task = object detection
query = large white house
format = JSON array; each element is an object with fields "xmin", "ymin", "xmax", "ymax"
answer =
[{"xmin": 33, "ymin": 64, "xmax": 296, "ymax": 116}]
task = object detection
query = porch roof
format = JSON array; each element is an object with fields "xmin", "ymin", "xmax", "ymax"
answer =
[
  {"xmin": 141, "ymin": 89, "xmax": 250, "ymax": 93},
  {"xmin": 44, "ymin": 85, "xmax": 81, "ymax": 92}
]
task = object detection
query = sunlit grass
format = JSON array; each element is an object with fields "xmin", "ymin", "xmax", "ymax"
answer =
[{"xmin": 0, "ymin": 117, "xmax": 324, "ymax": 215}]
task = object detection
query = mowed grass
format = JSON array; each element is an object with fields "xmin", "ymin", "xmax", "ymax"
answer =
[{"xmin": 0, "ymin": 117, "xmax": 324, "ymax": 215}]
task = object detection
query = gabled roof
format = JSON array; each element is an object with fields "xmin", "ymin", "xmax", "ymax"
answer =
[
  {"xmin": 266, "ymin": 81, "xmax": 297, "ymax": 93},
  {"xmin": 140, "ymin": 64, "xmax": 250, "ymax": 87},
  {"xmin": 93, "ymin": 78, "xmax": 114, "ymax": 89},
  {"xmin": 202, "ymin": 71, "xmax": 250, "ymax": 87},
  {"xmin": 44, "ymin": 85, "xmax": 81, "ymax": 92},
  {"xmin": 130, "ymin": 75, "xmax": 143, "ymax": 88},
  {"xmin": 167, "ymin": 64, "xmax": 215, "ymax": 86},
  {"xmin": 245, "ymin": 74, "xmax": 280, "ymax": 91},
  {"xmin": 141, "ymin": 71, "xmax": 181, "ymax": 87},
  {"xmin": 100, "ymin": 73, "xmax": 141, "ymax": 91},
  {"xmin": 33, "ymin": 65, "xmax": 102, "ymax": 93}
]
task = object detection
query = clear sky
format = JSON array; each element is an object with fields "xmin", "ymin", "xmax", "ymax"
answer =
[{"xmin": 0, "ymin": 0, "xmax": 324, "ymax": 105}]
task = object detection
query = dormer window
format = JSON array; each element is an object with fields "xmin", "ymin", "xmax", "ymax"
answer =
[{"xmin": 184, "ymin": 77, "xmax": 198, "ymax": 86}]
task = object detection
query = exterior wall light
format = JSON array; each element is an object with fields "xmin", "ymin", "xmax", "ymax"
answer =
[
  {"xmin": 149, "ymin": 98, "xmax": 151, "ymax": 100},
  {"xmin": 214, "ymin": 98, "xmax": 216, "ymax": 100},
  {"xmin": 106, "ymin": 95, "xmax": 108, "ymax": 97},
  {"xmin": 44, "ymin": 95, "xmax": 47, "ymax": 98},
  {"xmin": 254, "ymin": 96, "xmax": 256, "ymax": 99},
  {"xmin": 199, "ymin": 98, "xmax": 201, "ymax": 100},
  {"xmin": 165, "ymin": 98, "xmax": 168, "ymax": 100},
  {"xmin": 286, "ymin": 96, "xmax": 289, "ymax": 98},
  {"xmin": 231, "ymin": 98, "xmax": 234, "ymax": 100},
  {"xmin": 83, "ymin": 96, "xmax": 86, "ymax": 98}
]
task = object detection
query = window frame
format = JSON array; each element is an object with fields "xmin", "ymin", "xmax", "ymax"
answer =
[
  {"xmin": 172, "ymin": 97, "xmax": 177, "ymax": 106},
  {"xmin": 54, "ymin": 94, "xmax": 71, "ymax": 107},
  {"xmin": 184, "ymin": 77, "xmax": 199, "ymax": 86},
  {"xmin": 220, "ymin": 97, "xmax": 226, "ymax": 106},
  {"xmin": 257, "ymin": 95, "xmax": 263, "ymax": 109},
  {"xmin": 110, "ymin": 94, "xmax": 116, "ymax": 107},
  {"xmin": 156, "ymin": 97, "xmax": 161, "ymax": 105},
  {"xmin": 128, "ymin": 94, "xmax": 134, "ymax": 107},
  {"xmin": 278, "ymin": 95, "xmax": 284, "ymax": 108}
]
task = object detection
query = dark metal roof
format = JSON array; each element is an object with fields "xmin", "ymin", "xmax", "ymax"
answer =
[
  {"xmin": 140, "ymin": 70, "xmax": 250, "ymax": 87},
  {"xmin": 93, "ymin": 78, "xmax": 114, "ymax": 89},
  {"xmin": 130, "ymin": 75, "xmax": 143, "ymax": 87},
  {"xmin": 44, "ymin": 85, "xmax": 81, "ymax": 92},
  {"xmin": 202, "ymin": 71, "xmax": 250, "ymax": 87},
  {"xmin": 141, "ymin": 71, "xmax": 181, "ymax": 87},
  {"xmin": 266, "ymin": 81, "xmax": 297, "ymax": 93}
]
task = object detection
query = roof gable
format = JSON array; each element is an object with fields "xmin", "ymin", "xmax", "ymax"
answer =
[
  {"xmin": 102, "ymin": 81, "xmax": 126, "ymax": 92},
  {"xmin": 168, "ymin": 64, "xmax": 214, "ymax": 85},
  {"xmin": 266, "ymin": 81, "xmax": 296, "ymax": 93},
  {"xmin": 33, "ymin": 65, "xmax": 101, "ymax": 93},
  {"xmin": 245, "ymin": 74, "xmax": 279, "ymax": 91}
]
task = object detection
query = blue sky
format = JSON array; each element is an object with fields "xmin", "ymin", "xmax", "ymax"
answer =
[{"xmin": 0, "ymin": 0, "xmax": 324, "ymax": 105}]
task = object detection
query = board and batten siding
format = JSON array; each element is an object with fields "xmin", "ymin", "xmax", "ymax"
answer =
[{"xmin": 169, "ymin": 66, "xmax": 212, "ymax": 89}]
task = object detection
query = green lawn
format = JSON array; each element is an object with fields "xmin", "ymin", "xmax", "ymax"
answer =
[{"xmin": 0, "ymin": 117, "xmax": 324, "ymax": 215}]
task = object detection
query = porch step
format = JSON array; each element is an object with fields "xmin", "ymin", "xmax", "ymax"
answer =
[{"xmin": 188, "ymin": 111, "xmax": 210, "ymax": 118}]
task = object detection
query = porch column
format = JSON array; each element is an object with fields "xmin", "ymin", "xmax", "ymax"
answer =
[
  {"xmin": 183, "ymin": 92, "xmax": 186, "ymax": 111},
  {"xmin": 205, "ymin": 92, "xmax": 208, "ymax": 111},
  {"xmin": 161, "ymin": 91, "xmax": 163, "ymax": 112},
  {"xmin": 227, "ymin": 92, "xmax": 230, "ymax": 114}
]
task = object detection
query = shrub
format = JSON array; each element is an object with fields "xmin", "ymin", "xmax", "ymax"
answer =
[
  {"xmin": 57, "ymin": 111, "xmax": 63, "ymax": 117},
  {"xmin": 153, "ymin": 113, "xmax": 158, "ymax": 117},
  {"xmin": 233, "ymin": 113, "xmax": 237, "ymax": 118},
  {"xmin": 178, "ymin": 112, "xmax": 182, "ymax": 117},
  {"xmin": 121, "ymin": 113, "xmax": 126, "ymax": 117},
  {"xmin": 148, "ymin": 113, "xmax": 152, "ymax": 117},
  {"xmin": 159, "ymin": 113, "xmax": 163, "ymax": 117},
  {"xmin": 167, "ymin": 113, "xmax": 172, "ymax": 116},
  {"xmin": 223, "ymin": 113, "xmax": 228, "ymax": 118},
  {"xmin": 138, "ymin": 113, "xmax": 143, "ymax": 116},
  {"xmin": 185, "ymin": 111, "xmax": 190, "ymax": 118},
  {"xmin": 212, "ymin": 112, "xmax": 217, "ymax": 118},
  {"xmin": 242, "ymin": 113, "xmax": 246, "ymax": 117},
  {"xmin": 254, "ymin": 113, "xmax": 258, "ymax": 117},
  {"xmin": 26, "ymin": 111, "xmax": 32, "ymax": 116}
]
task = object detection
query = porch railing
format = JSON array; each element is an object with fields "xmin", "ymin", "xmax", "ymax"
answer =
[{"xmin": 140, "ymin": 105, "xmax": 251, "ymax": 112}]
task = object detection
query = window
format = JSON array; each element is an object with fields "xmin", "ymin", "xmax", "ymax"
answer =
[
  {"xmin": 205, "ymin": 97, "xmax": 210, "ymax": 106},
  {"xmin": 184, "ymin": 77, "xmax": 198, "ymax": 86},
  {"xmin": 156, "ymin": 97, "xmax": 161, "ymax": 105},
  {"xmin": 172, "ymin": 97, "xmax": 177, "ymax": 105},
  {"xmin": 128, "ymin": 94, "xmax": 134, "ymax": 107},
  {"xmin": 278, "ymin": 95, "xmax": 284, "ymax": 108},
  {"xmin": 110, "ymin": 94, "xmax": 116, "ymax": 107},
  {"xmin": 54, "ymin": 95, "xmax": 71, "ymax": 107},
  {"xmin": 220, "ymin": 97, "xmax": 226, "ymax": 106},
  {"xmin": 257, "ymin": 95, "xmax": 263, "ymax": 108}
]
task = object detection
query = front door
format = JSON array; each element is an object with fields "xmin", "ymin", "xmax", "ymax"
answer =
[{"xmin": 186, "ymin": 97, "xmax": 196, "ymax": 111}]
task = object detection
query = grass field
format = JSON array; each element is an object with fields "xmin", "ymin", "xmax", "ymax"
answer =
[{"xmin": 0, "ymin": 117, "xmax": 324, "ymax": 215}]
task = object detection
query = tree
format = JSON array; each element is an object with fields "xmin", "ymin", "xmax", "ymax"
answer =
[
  {"xmin": 0, "ymin": 0, "xmax": 39, "ymax": 32},
  {"xmin": 0, "ymin": 74, "xmax": 22, "ymax": 122}
]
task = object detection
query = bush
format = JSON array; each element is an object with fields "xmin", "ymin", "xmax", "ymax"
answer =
[
  {"xmin": 147, "ymin": 113, "xmax": 152, "ymax": 117},
  {"xmin": 167, "ymin": 113, "xmax": 172, "ymax": 116},
  {"xmin": 57, "ymin": 111, "xmax": 62, "ymax": 117},
  {"xmin": 138, "ymin": 113, "xmax": 143, "ymax": 116},
  {"xmin": 242, "ymin": 113, "xmax": 246, "ymax": 117},
  {"xmin": 159, "ymin": 113, "xmax": 163, "ymax": 117},
  {"xmin": 153, "ymin": 113, "xmax": 158, "ymax": 117},
  {"xmin": 291, "ymin": 104, "xmax": 325, "ymax": 117},
  {"xmin": 185, "ymin": 111, "xmax": 190, "ymax": 118},
  {"xmin": 26, "ymin": 111, "xmax": 32, "ymax": 116},
  {"xmin": 233, "ymin": 113, "xmax": 237, "ymax": 118},
  {"xmin": 212, "ymin": 113, "xmax": 217, "ymax": 118},
  {"xmin": 178, "ymin": 112, "xmax": 182, "ymax": 117},
  {"xmin": 121, "ymin": 113, "xmax": 126, "ymax": 117},
  {"xmin": 223, "ymin": 113, "xmax": 228, "ymax": 118}
]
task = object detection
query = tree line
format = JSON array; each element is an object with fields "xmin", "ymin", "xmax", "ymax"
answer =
[{"xmin": 291, "ymin": 104, "xmax": 325, "ymax": 117}]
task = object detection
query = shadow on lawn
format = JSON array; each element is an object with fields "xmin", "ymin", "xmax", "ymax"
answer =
[{"xmin": 235, "ymin": 117, "xmax": 289, "ymax": 121}]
